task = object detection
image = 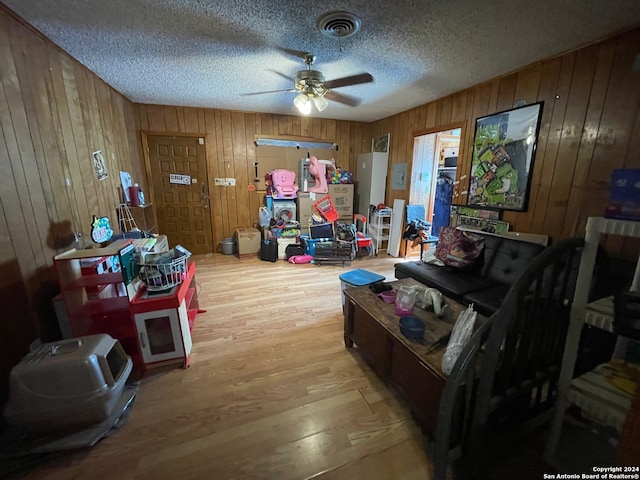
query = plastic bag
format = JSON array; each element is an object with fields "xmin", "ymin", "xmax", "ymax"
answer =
[
  {"xmin": 441, "ymin": 304, "xmax": 477, "ymax": 375},
  {"xmin": 258, "ymin": 206, "xmax": 272, "ymax": 227},
  {"xmin": 414, "ymin": 285, "xmax": 446, "ymax": 317}
]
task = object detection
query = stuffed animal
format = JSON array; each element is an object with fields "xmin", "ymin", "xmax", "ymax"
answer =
[
  {"xmin": 271, "ymin": 169, "xmax": 299, "ymax": 199},
  {"xmin": 308, "ymin": 156, "xmax": 328, "ymax": 194}
]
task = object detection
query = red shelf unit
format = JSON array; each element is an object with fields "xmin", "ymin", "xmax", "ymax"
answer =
[{"xmin": 53, "ymin": 240, "xmax": 145, "ymax": 376}]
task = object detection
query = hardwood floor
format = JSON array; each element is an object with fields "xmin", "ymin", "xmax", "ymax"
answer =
[{"xmin": 8, "ymin": 253, "xmax": 440, "ymax": 480}]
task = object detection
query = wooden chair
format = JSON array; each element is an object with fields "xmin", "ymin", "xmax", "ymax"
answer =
[{"xmin": 430, "ymin": 236, "xmax": 585, "ymax": 480}]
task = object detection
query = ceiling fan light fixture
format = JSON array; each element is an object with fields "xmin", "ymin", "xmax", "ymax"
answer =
[
  {"xmin": 294, "ymin": 93, "xmax": 311, "ymax": 114},
  {"xmin": 313, "ymin": 95, "xmax": 328, "ymax": 112}
]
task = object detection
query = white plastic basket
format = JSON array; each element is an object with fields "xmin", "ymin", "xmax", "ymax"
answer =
[{"xmin": 138, "ymin": 246, "xmax": 191, "ymax": 291}]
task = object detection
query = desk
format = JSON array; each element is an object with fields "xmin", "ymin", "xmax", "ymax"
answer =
[
  {"xmin": 404, "ymin": 235, "xmax": 438, "ymax": 258},
  {"xmin": 343, "ymin": 277, "xmax": 466, "ymax": 438}
]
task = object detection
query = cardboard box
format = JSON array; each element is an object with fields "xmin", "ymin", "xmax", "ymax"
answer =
[
  {"xmin": 297, "ymin": 193, "xmax": 314, "ymax": 227},
  {"xmin": 605, "ymin": 169, "xmax": 640, "ymax": 221},
  {"xmin": 235, "ymin": 228, "xmax": 261, "ymax": 257},
  {"xmin": 328, "ymin": 184, "xmax": 354, "ymax": 222}
]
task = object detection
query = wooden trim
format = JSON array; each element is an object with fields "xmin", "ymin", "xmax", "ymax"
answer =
[
  {"xmin": 141, "ymin": 130, "xmax": 207, "ymax": 138},
  {"xmin": 253, "ymin": 133, "xmax": 337, "ymax": 144},
  {"xmin": 140, "ymin": 131, "xmax": 153, "ymax": 204},
  {"xmin": 412, "ymin": 121, "xmax": 465, "ymax": 138}
]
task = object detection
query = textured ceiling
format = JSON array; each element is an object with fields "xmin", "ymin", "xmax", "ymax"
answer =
[{"xmin": 4, "ymin": 0, "xmax": 640, "ymax": 122}]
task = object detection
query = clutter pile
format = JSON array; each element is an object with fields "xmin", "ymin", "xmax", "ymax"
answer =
[{"xmin": 259, "ymin": 159, "xmax": 358, "ymax": 266}]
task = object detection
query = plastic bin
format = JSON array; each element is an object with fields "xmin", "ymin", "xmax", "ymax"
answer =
[
  {"xmin": 3, "ymin": 334, "xmax": 132, "ymax": 432},
  {"xmin": 221, "ymin": 238, "xmax": 235, "ymax": 255},
  {"xmin": 339, "ymin": 268, "xmax": 385, "ymax": 306},
  {"xmin": 301, "ymin": 235, "xmax": 332, "ymax": 257}
]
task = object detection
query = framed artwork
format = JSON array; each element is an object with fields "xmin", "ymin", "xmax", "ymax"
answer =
[
  {"xmin": 467, "ymin": 102, "xmax": 543, "ymax": 211},
  {"xmin": 92, "ymin": 150, "xmax": 108, "ymax": 181},
  {"xmin": 372, "ymin": 133, "xmax": 390, "ymax": 153}
]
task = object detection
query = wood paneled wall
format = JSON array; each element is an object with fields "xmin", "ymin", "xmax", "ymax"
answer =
[
  {"xmin": 0, "ymin": 7, "xmax": 143, "ymax": 401},
  {"xmin": 370, "ymin": 28, "xmax": 640, "ymax": 258},
  {"xmin": 134, "ymin": 106, "xmax": 369, "ymax": 248},
  {"xmin": 3, "ymin": 1, "xmax": 640, "ymax": 401}
]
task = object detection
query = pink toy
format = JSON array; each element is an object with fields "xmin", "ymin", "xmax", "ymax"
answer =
[
  {"xmin": 272, "ymin": 169, "xmax": 299, "ymax": 199},
  {"xmin": 308, "ymin": 156, "xmax": 328, "ymax": 194},
  {"xmin": 288, "ymin": 254, "xmax": 313, "ymax": 264}
]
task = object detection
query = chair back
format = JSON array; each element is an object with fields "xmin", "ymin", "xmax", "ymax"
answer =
[
  {"xmin": 406, "ymin": 204, "xmax": 426, "ymax": 223},
  {"xmin": 432, "ymin": 236, "xmax": 585, "ymax": 480}
]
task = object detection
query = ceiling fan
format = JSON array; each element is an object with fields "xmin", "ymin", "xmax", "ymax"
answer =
[{"xmin": 244, "ymin": 52, "xmax": 374, "ymax": 114}]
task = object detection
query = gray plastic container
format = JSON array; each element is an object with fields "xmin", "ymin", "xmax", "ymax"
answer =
[{"xmin": 3, "ymin": 334, "xmax": 132, "ymax": 432}]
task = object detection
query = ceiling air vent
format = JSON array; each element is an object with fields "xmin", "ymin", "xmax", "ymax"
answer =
[{"xmin": 316, "ymin": 11, "xmax": 361, "ymax": 38}]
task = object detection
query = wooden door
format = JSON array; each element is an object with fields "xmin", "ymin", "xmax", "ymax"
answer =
[{"xmin": 147, "ymin": 136, "xmax": 213, "ymax": 254}]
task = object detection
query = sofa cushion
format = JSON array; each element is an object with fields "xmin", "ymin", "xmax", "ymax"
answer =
[
  {"xmin": 478, "ymin": 235, "xmax": 503, "ymax": 277},
  {"xmin": 483, "ymin": 238, "xmax": 545, "ymax": 284},
  {"xmin": 434, "ymin": 227, "xmax": 485, "ymax": 269},
  {"xmin": 462, "ymin": 284, "xmax": 511, "ymax": 317},
  {"xmin": 395, "ymin": 261, "xmax": 500, "ymax": 299}
]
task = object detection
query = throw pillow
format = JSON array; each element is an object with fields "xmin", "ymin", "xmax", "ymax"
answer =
[{"xmin": 434, "ymin": 227, "xmax": 485, "ymax": 269}]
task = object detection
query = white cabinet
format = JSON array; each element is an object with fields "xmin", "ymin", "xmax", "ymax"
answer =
[
  {"xmin": 545, "ymin": 216, "xmax": 640, "ymax": 462},
  {"xmin": 368, "ymin": 208, "xmax": 392, "ymax": 255},
  {"xmin": 357, "ymin": 152, "xmax": 388, "ymax": 218},
  {"xmin": 130, "ymin": 262, "xmax": 198, "ymax": 370},
  {"xmin": 134, "ymin": 302, "xmax": 190, "ymax": 364}
]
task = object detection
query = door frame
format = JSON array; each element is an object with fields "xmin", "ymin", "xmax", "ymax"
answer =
[
  {"xmin": 140, "ymin": 131, "xmax": 213, "ymax": 248},
  {"xmin": 409, "ymin": 121, "xmax": 465, "ymax": 221}
]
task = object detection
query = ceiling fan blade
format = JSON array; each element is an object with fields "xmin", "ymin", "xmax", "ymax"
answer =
[
  {"xmin": 324, "ymin": 73, "xmax": 373, "ymax": 89},
  {"xmin": 241, "ymin": 88, "xmax": 296, "ymax": 96},
  {"xmin": 325, "ymin": 90, "xmax": 362, "ymax": 107},
  {"xmin": 267, "ymin": 69, "xmax": 293, "ymax": 82},
  {"xmin": 277, "ymin": 47, "xmax": 311, "ymax": 59}
]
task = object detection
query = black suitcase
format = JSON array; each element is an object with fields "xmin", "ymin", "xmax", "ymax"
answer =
[{"xmin": 260, "ymin": 239, "xmax": 278, "ymax": 262}]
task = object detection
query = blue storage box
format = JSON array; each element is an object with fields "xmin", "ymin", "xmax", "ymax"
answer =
[
  {"xmin": 339, "ymin": 268, "xmax": 385, "ymax": 305},
  {"xmin": 301, "ymin": 235, "xmax": 332, "ymax": 257},
  {"xmin": 605, "ymin": 169, "xmax": 640, "ymax": 221}
]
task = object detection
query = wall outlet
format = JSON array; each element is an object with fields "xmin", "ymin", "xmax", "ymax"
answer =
[
  {"xmin": 214, "ymin": 178, "xmax": 225, "ymax": 186},
  {"xmin": 225, "ymin": 178, "xmax": 236, "ymax": 186}
]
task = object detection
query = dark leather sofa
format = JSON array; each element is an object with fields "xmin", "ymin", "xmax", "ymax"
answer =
[{"xmin": 394, "ymin": 231, "xmax": 546, "ymax": 316}]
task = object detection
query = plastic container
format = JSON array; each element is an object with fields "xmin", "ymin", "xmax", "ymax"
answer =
[
  {"xmin": 301, "ymin": 235, "xmax": 332, "ymax": 257},
  {"xmin": 3, "ymin": 334, "xmax": 132, "ymax": 432},
  {"xmin": 399, "ymin": 316, "xmax": 426, "ymax": 340},
  {"xmin": 378, "ymin": 289, "xmax": 397, "ymax": 304},
  {"xmin": 221, "ymin": 238, "xmax": 235, "ymax": 255},
  {"xmin": 339, "ymin": 268, "xmax": 385, "ymax": 306},
  {"xmin": 128, "ymin": 185, "xmax": 140, "ymax": 206},
  {"xmin": 136, "ymin": 184, "xmax": 145, "ymax": 206},
  {"xmin": 396, "ymin": 285, "xmax": 416, "ymax": 307}
]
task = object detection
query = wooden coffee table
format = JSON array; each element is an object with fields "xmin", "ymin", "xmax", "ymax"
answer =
[{"xmin": 343, "ymin": 277, "xmax": 469, "ymax": 439}]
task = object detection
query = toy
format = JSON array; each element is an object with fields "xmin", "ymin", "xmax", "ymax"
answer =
[
  {"xmin": 271, "ymin": 169, "xmax": 299, "ymax": 199},
  {"xmin": 288, "ymin": 254, "xmax": 313, "ymax": 264},
  {"xmin": 308, "ymin": 156, "xmax": 328, "ymax": 194}
]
